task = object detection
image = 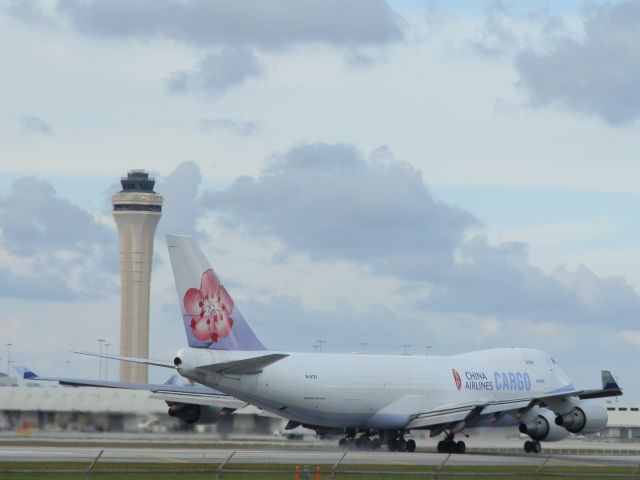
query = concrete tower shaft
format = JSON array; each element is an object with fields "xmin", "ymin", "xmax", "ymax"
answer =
[{"xmin": 112, "ymin": 170, "xmax": 163, "ymax": 383}]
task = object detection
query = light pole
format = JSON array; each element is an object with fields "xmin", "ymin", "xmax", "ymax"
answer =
[
  {"xmin": 402, "ymin": 344, "xmax": 411, "ymax": 355},
  {"xmin": 6, "ymin": 343, "xmax": 12, "ymax": 376},
  {"xmin": 96, "ymin": 339, "xmax": 105, "ymax": 380},
  {"xmin": 360, "ymin": 342, "xmax": 369, "ymax": 354},
  {"xmin": 316, "ymin": 340, "xmax": 326, "ymax": 353},
  {"xmin": 104, "ymin": 343, "xmax": 111, "ymax": 381}
]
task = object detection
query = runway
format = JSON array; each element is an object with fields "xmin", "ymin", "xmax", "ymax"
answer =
[{"xmin": 2, "ymin": 446, "xmax": 639, "ymax": 468}]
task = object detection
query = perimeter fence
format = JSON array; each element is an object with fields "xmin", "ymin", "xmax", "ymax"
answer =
[{"xmin": 3, "ymin": 449, "xmax": 640, "ymax": 480}]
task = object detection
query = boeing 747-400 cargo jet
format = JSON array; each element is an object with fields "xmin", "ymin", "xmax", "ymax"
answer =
[{"xmin": 85, "ymin": 235, "xmax": 622, "ymax": 454}]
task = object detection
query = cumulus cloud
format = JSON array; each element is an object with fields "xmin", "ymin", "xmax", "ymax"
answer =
[
  {"xmin": 0, "ymin": 177, "xmax": 118, "ymax": 300},
  {"xmin": 196, "ymin": 117, "xmax": 261, "ymax": 136},
  {"xmin": 200, "ymin": 142, "xmax": 640, "ymax": 328},
  {"xmin": 54, "ymin": 0, "xmax": 403, "ymax": 49},
  {"xmin": 514, "ymin": 0, "xmax": 640, "ymax": 125},
  {"xmin": 167, "ymin": 48, "xmax": 264, "ymax": 97},
  {"xmin": 201, "ymin": 143, "xmax": 477, "ymax": 279},
  {"xmin": 155, "ymin": 161, "xmax": 203, "ymax": 239},
  {"xmin": 0, "ymin": 177, "xmax": 111, "ymax": 256},
  {"xmin": 21, "ymin": 115, "xmax": 53, "ymax": 136}
]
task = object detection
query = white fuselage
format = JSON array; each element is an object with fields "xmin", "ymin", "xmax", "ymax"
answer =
[{"xmin": 175, "ymin": 347, "xmax": 573, "ymax": 430}]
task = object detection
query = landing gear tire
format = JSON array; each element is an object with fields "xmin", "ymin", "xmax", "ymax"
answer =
[
  {"xmin": 524, "ymin": 440, "xmax": 541, "ymax": 453},
  {"xmin": 338, "ymin": 437, "xmax": 348, "ymax": 449},
  {"xmin": 387, "ymin": 438, "xmax": 398, "ymax": 452},
  {"xmin": 356, "ymin": 436, "xmax": 373, "ymax": 451},
  {"xmin": 397, "ymin": 438, "xmax": 407, "ymax": 452},
  {"xmin": 406, "ymin": 439, "xmax": 416, "ymax": 453},
  {"xmin": 438, "ymin": 438, "xmax": 464, "ymax": 454}
]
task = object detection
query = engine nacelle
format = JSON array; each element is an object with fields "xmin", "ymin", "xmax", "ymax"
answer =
[
  {"xmin": 555, "ymin": 403, "xmax": 608, "ymax": 434},
  {"xmin": 519, "ymin": 409, "xmax": 569, "ymax": 442},
  {"xmin": 168, "ymin": 403, "xmax": 225, "ymax": 424}
]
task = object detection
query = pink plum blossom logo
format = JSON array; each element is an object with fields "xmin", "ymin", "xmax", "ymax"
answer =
[
  {"xmin": 183, "ymin": 269, "xmax": 234, "ymax": 343},
  {"xmin": 452, "ymin": 369, "xmax": 462, "ymax": 391}
]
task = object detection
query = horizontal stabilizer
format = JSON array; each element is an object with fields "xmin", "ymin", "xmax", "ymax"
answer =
[
  {"xmin": 197, "ymin": 354, "xmax": 289, "ymax": 375},
  {"xmin": 72, "ymin": 350, "xmax": 175, "ymax": 369}
]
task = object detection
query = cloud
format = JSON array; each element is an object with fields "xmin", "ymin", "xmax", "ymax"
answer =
[
  {"xmin": 0, "ymin": 177, "xmax": 118, "ymax": 300},
  {"xmin": 2, "ymin": 0, "xmax": 51, "ymax": 24},
  {"xmin": 201, "ymin": 142, "xmax": 477, "ymax": 279},
  {"xmin": 200, "ymin": 143, "xmax": 640, "ymax": 328},
  {"xmin": 0, "ymin": 177, "xmax": 112, "ymax": 256},
  {"xmin": 421, "ymin": 236, "xmax": 640, "ymax": 326},
  {"xmin": 514, "ymin": 0, "xmax": 640, "ymax": 125},
  {"xmin": 196, "ymin": 117, "xmax": 260, "ymax": 137},
  {"xmin": 343, "ymin": 49, "xmax": 387, "ymax": 68},
  {"xmin": 467, "ymin": 1, "xmax": 564, "ymax": 58},
  {"xmin": 167, "ymin": 48, "xmax": 264, "ymax": 97},
  {"xmin": 54, "ymin": 0, "xmax": 403, "ymax": 49},
  {"xmin": 0, "ymin": 265, "xmax": 76, "ymax": 301},
  {"xmin": 155, "ymin": 161, "xmax": 203, "ymax": 239},
  {"xmin": 21, "ymin": 115, "xmax": 53, "ymax": 136}
]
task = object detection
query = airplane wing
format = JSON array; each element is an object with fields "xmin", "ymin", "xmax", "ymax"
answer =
[
  {"xmin": 406, "ymin": 370, "xmax": 622, "ymax": 431},
  {"xmin": 13, "ymin": 365, "xmax": 247, "ymax": 410}
]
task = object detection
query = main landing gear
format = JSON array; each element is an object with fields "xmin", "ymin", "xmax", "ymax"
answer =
[
  {"xmin": 385, "ymin": 431, "xmax": 416, "ymax": 453},
  {"xmin": 337, "ymin": 429, "xmax": 415, "ymax": 452},
  {"xmin": 436, "ymin": 432, "xmax": 466, "ymax": 454},
  {"xmin": 338, "ymin": 429, "xmax": 382, "ymax": 451},
  {"xmin": 523, "ymin": 440, "xmax": 541, "ymax": 453}
]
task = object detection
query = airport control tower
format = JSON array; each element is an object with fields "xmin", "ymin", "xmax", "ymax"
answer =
[{"xmin": 112, "ymin": 170, "xmax": 163, "ymax": 383}]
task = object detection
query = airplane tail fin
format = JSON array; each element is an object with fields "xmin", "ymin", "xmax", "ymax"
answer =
[{"xmin": 167, "ymin": 234, "xmax": 267, "ymax": 351}]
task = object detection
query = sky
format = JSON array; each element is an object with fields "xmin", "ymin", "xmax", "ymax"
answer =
[{"xmin": 1, "ymin": 0, "xmax": 639, "ymax": 401}]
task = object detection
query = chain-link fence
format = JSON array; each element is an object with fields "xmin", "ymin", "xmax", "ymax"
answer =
[{"xmin": 2, "ymin": 449, "xmax": 640, "ymax": 479}]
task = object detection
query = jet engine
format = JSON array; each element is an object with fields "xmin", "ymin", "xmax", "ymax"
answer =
[
  {"xmin": 167, "ymin": 403, "xmax": 225, "ymax": 424},
  {"xmin": 519, "ymin": 409, "xmax": 569, "ymax": 442},
  {"xmin": 554, "ymin": 403, "xmax": 608, "ymax": 434}
]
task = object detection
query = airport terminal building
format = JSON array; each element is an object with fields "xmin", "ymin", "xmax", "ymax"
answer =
[{"xmin": 0, "ymin": 385, "xmax": 280, "ymax": 435}]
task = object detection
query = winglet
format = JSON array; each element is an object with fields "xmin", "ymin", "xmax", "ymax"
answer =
[
  {"xmin": 602, "ymin": 370, "xmax": 620, "ymax": 391},
  {"xmin": 13, "ymin": 365, "xmax": 38, "ymax": 380}
]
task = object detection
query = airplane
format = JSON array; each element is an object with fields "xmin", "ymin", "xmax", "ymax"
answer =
[
  {"xmin": 79, "ymin": 234, "xmax": 622, "ymax": 454},
  {"xmin": 13, "ymin": 365, "xmax": 246, "ymax": 425}
]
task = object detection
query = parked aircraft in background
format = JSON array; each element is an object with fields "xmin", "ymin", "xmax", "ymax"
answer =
[{"xmin": 79, "ymin": 235, "xmax": 623, "ymax": 454}]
